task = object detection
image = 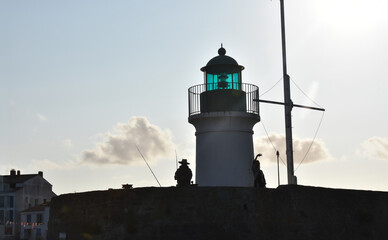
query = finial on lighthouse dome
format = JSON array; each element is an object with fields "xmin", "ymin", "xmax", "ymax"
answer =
[{"xmin": 218, "ymin": 43, "xmax": 226, "ymax": 56}]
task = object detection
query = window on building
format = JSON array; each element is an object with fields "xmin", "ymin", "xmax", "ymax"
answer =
[
  {"xmin": 0, "ymin": 196, "xmax": 4, "ymax": 207},
  {"xmin": 5, "ymin": 210, "xmax": 13, "ymax": 222},
  {"xmin": 7, "ymin": 196, "xmax": 13, "ymax": 208},
  {"xmin": 5, "ymin": 226, "xmax": 13, "ymax": 235},
  {"xmin": 0, "ymin": 210, "xmax": 4, "ymax": 225},
  {"xmin": 37, "ymin": 213, "xmax": 43, "ymax": 224},
  {"xmin": 36, "ymin": 228, "xmax": 42, "ymax": 237},
  {"xmin": 27, "ymin": 214, "xmax": 31, "ymax": 224},
  {"xmin": 25, "ymin": 228, "xmax": 32, "ymax": 238},
  {"xmin": 25, "ymin": 197, "xmax": 29, "ymax": 209}
]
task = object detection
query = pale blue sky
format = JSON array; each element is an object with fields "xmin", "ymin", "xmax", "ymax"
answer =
[{"xmin": 1, "ymin": 0, "xmax": 387, "ymax": 194}]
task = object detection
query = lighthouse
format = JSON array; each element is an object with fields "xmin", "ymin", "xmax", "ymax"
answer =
[{"xmin": 188, "ymin": 46, "xmax": 260, "ymax": 187}]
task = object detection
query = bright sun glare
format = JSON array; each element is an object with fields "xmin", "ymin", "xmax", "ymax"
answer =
[{"xmin": 314, "ymin": 0, "xmax": 386, "ymax": 31}]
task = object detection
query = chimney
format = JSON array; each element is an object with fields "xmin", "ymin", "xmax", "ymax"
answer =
[
  {"xmin": 17, "ymin": 170, "xmax": 20, "ymax": 175},
  {"xmin": 10, "ymin": 169, "xmax": 16, "ymax": 176},
  {"xmin": 38, "ymin": 171, "xmax": 43, "ymax": 177}
]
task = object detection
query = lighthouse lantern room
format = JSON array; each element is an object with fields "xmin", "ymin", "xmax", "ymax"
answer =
[{"xmin": 188, "ymin": 46, "xmax": 260, "ymax": 187}]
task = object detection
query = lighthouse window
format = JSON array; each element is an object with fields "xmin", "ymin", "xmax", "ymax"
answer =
[
  {"xmin": 206, "ymin": 73, "xmax": 215, "ymax": 90},
  {"xmin": 206, "ymin": 73, "xmax": 241, "ymax": 91},
  {"xmin": 232, "ymin": 73, "xmax": 241, "ymax": 90}
]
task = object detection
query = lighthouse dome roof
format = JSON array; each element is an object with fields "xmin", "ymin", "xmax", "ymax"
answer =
[{"xmin": 201, "ymin": 46, "xmax": 244, "ymax": 73}]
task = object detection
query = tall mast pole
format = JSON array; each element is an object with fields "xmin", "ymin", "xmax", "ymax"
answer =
[{"xmin": 280, "ymin": 0, "xmax": 296, "ymax": 184}]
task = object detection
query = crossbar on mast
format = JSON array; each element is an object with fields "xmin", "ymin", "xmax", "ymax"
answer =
[{"xmin": 254, "ymin": 99, "xmax": 325, "ymax": 112}]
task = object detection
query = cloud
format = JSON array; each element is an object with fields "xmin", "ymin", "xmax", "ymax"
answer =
[
  {"xmin": 358, "ymin": 136, "xmax": 388, "ymax": 161},
  {"xmin": 37, "ymin": 113, "xmax": 48, "ymax": 122},
  {"xmin": 61, "ymin": 138, "xmax": 73, "ymax": 148},
  {"xmin": 254, "ymin": 132, "xmax": 330, "ymax": 165},
  {"xmin": 81, "ymin": 117, "xmax": 175, "ymax": 165}
]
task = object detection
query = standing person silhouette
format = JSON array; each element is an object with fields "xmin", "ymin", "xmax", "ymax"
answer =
[
  {"xmin": 174, "ymin": 159, "xmax": 192, "ymax": 187},
  {"xmin": 252, "ymin": 154, "xmax": 266, "ymax": 188}
]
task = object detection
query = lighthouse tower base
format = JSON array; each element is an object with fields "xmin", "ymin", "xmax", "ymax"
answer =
[{"xmin": 189, "ymin": 111, "xmax": 260, "ymax": 187}]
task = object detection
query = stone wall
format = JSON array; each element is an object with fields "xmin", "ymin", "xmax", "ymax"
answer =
[{"xmin": 48, "ymin": 185, "xmax": 388, "ymax": 240}]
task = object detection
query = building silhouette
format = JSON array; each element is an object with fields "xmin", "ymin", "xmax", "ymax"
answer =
[
  {"xmin": 0, "ymin": 170, "xmax": 56, "ymax": 240},
  {"xmin": 19, "ymin": 202, "xmax": 51, "ymax": 240}
]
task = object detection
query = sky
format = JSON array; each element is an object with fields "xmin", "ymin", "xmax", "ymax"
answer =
[{"xmin": 1, "ymin": 0, "xmax": 387, "ymax": 195}]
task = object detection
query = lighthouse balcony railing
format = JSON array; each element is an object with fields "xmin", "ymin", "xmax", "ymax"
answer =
[{"xmin": 188, "ymin": 83, "xmax": 260, "ymax": 116}]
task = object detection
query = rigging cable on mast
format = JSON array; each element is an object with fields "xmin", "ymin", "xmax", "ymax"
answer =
[
  {"xmin": 294, "ymin": 111, "xmax": 325, "ymax": 173},
  {"xmin": 288, "ymin": 76, "xmax": 326, "ymax": 173},
  {"xmin": 290, "ymin": 77, "xmax": 324, "ymax": 108},
  {"xmin": 256, "ymin": 73, "xmax": 326, "ymax": 173},
  {"xmin": 135, "ymin": 144, "xmax": 162, "ymax": 187},
  {"xmin": 259, "ymin": 76, "xmax": 283, "ymax": 97},
  {"xmin": 258, "ymin": 76, "xmax": 287, "ymax": 167},
  {"xmin": 260, "ymin": 120, "xmax": 286, "ymax": 166}
]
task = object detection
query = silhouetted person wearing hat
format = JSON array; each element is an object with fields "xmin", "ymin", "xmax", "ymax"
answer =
[
  {"xmin": 252, "ymin": 154, "xmax": 266, "ymax": 188},
  {"xmin": 175, "ymin": 159, "xmax": 192, "ymax": 187}
]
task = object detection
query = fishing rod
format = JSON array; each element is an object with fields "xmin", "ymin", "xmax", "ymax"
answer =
[
  {"xmin": 135, "ymin": 144, "xmax": 162, "ymax": 187},
  {"xmin": 175, "ymin": 149, "xmax": 178, "ymax": 170}
]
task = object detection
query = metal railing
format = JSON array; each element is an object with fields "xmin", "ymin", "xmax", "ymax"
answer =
[{"xmin": 188, "ymin": 83, "xmax": 260, "ymax": 116}]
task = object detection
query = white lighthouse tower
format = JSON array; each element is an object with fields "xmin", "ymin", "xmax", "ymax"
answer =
[{"xmin": 188, "ymin": 46, "xmax": 260, "ymax": 187}]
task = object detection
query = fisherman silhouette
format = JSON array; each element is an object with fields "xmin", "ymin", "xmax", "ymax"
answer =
[
  {"xmin": 174, "ymin": 159, "xmax": 193, "ymax": 187},
  {"xmin": 252, "ymin": 154, "xmax": 266, "ymax": 188}
]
